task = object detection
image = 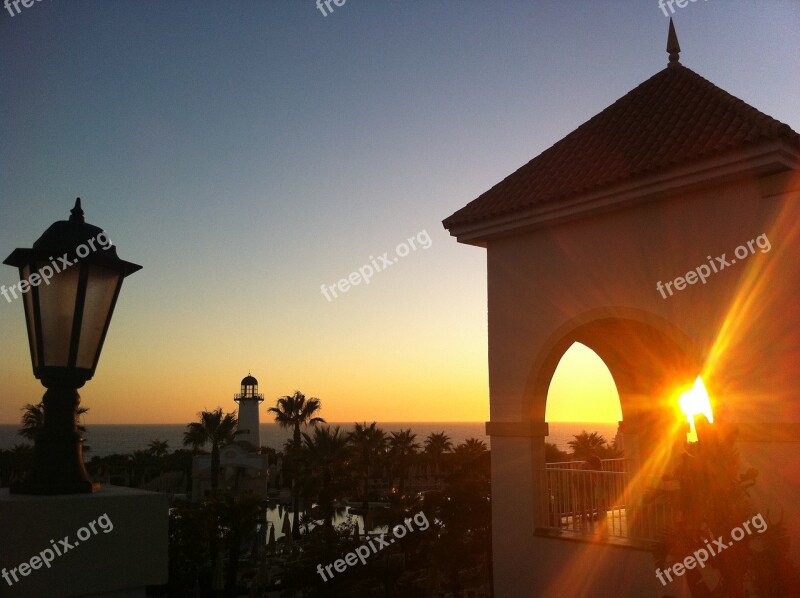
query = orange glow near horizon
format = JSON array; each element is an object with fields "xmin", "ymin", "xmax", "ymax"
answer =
[
  {"xmin": 546, "ymin": 342, "xmax": 623, "ymax": 423},
  {"xmin": 3, "ymin": 329, "xmax": 624, "ymax": 425}
]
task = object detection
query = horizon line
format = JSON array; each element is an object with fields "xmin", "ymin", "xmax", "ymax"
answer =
[{"xmin": 0, "ymin": 419, "xmax": 621, "ymax": 426}]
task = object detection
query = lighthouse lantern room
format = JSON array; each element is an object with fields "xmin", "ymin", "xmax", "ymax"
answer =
[{"xmin": 234, "ymin": 373, "xmax": 264, "ymax": 449}]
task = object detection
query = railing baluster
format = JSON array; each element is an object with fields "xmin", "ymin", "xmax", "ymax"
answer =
[{"xmin": 540, "ymin": 461, "xmax": 675, "ymax": 541}]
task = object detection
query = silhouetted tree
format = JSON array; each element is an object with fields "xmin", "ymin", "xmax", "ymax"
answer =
[
  {"xmin": 19, "ymin": 402, "xmax": 89, "ymax": 444},
  {"xmin": 545, "ymin": 442, "xmax": 569, "ymax": 463},
  {"xmin": 148, "ymin": 438, "xmax": 169, "ymax": 458},
  {"xmin": 424, "ymin": 431, "xmax": 453, "ymax": 481},
  {"xmin": 388, "ymin": 429, "xmax": 420, "ymax": 496},
  {"xmin": 268, "ymin": 391, "xmax": 325, "ymax": 539},
  {"xmin": 453, "ymin": 438, "xmax": 487, "ymax": 463},
  {"xmin": 426, "ymin": 437, "xmax": 491, "ymax": 598},
  {"xmin": 301, "ymin": 426, "xmax": 352, "ymax": 551},
  {"xmin": 217, "ymin": 491, "xmax": 262, "ymax": 593},
  {"xmin": 183, "ymin": 408, "xmax": 237, "ymax": 492},
  {"xmin": 568, "ymin": 430, "xmax": 613, "ymax": 460},
  {"xmin": 651, "ymin": 416, "xmax": 800, "ymax": 596},
  {"xmin": 348, "ymin": 422, "xmax": 386, "ymax": 515}
]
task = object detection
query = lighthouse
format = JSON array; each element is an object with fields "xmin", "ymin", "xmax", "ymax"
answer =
[{"xmin": 234, "ymin": 373, "xmax": 264, "ymax": 449}]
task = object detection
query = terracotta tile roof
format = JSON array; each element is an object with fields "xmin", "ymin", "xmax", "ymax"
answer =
[{"xmin": 443, "ymin": 64, "xmax": 800, "ymax": 230}]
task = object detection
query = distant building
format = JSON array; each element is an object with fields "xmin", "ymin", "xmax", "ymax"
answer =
[
  {"xmin": 191, "ymin": 374, "xmax": 270, "ymax": 501},
  {"xmin": 235, "ymin": 373, "xmax": 265, "ymax": 448}
]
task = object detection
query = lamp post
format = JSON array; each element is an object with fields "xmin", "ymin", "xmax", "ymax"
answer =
[{"xmin": 3, "ymin": 198, "xmax": 141, "ymax": 494}]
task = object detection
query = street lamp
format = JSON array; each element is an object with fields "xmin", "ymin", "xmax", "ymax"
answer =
[{"xmin": 3, "ymin": 198, "xmax": 141, "ymax": 494}]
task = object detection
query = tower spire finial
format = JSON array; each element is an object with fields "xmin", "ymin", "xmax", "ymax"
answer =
[
  {"xmin": 667, "ymin": 18, "xmax": 681, "ymax": 67},
  {"xmin": 69, "ymin": 197, "xmax": 85, "ymax": 223}
]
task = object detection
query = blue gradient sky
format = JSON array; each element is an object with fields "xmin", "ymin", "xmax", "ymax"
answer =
[{"xmin": 1, "ymin": 1, "xmax": 798, "ymax": 423}]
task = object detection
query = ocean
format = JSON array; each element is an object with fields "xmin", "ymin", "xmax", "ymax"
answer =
[{"xmin": 0, "ymin": 421, "xmax": 619, "ymax": 457}]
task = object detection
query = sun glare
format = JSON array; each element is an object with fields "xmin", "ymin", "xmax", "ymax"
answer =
[{"xmin": 678, "ymin": 376, "xmax": 713, "ymax": 442}]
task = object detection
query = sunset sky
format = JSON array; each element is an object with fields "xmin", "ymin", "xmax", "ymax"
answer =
[{"xmin": 1, "ymin": 2, "xmax": 798, "ymax": 424}]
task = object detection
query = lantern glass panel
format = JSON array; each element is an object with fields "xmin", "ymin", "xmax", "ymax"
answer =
[
  {"xmin": 76, "ymin": 264, "xmax": 120, "ymax": 369},
  {"xmin": 21, "ymin": 265, "xmax": 39, "ymax": 369},
  {"xmin": 40, "ymin": 265, "xmax": 80, "ymax": 367}
]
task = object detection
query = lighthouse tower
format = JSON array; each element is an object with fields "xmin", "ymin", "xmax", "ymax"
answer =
[{"xmin": 234, "ymin": 373, "xmax": 264, "ymax": 449}]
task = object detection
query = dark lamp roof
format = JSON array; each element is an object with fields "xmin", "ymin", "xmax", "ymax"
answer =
[
  {"xmin": 4, "ymin": 198, "xmax": 141, "ymax": 276},
  {"xmin": 241, "ymin": 375, "xmax": 258, "ymax": 386}
]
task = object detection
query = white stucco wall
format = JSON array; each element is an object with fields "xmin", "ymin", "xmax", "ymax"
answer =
[{"xmin": 484, "ymin": 170, "xmax": 800, "ymax": 596}]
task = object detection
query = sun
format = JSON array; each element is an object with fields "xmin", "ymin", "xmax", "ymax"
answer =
[{"xmin": 678, "ymin": 376, "xmax": 713, "ymax": 441}]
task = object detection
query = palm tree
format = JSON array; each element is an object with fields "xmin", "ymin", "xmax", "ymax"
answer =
[
  {"xmin": 456, "ymin": 437, "xmax": 487, "ymax": 458},
  {"xmin": 452, "ymin": 437, "xmax": 487, "ymax": 468},
  {"xmin": 388, "ymin": 429, "xmax": 420, "ymax": 496},
  {"xmin": 545, "ymin": 442, "xmax": 569, "ymax": 463},
  {"xmin": 183, "ymin": 408, "xmax": 238, "ymax": 492},
  {"xmin": 348, "ymin": 422, "xmax": 386, "ymax": 514},
  {"xmin": 147, "ymin": 439, "xmax": 169, "ymax": 459},
  {"xmin": 147, "ymin": 439, "xmax": 170, "ymax": 483},
  {"xmin": 301, "ymin": 426, "xmax": 351, "ymax": 549},
  {"xmin": 424, "ymin": 431, "xmax": 453, "ymax": 481},
  {"xmin": 19, "ymin": 402, "xmax": 89, "ymax": 441},
  {"xmin": 567, "ymin": 430, "xmax": 608, "ymax": 461},
  {"xmin": 428, "ymin": 437, "xmax": 491, "ymax": 598},
  {"xmin": 131, "ymin": 449, "xmax": 155, "ymax": 487},
  {"xmin": 217, "ymin": 491, "xmax": 263, "ymax": 592},
  {"xmin": 268, "ymin": 391, "xmax": 325, "ymax": 538}
]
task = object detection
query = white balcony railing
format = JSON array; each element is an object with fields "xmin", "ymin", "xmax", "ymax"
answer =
[{"xmin": 538, "ymin": 459, "xmax": 676, "ymax": 542}]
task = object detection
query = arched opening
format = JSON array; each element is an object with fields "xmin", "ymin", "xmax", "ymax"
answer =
[
  {"xmin": 545, "ymin": 342, "xmax": 622, "ymax": 463},
  {"xmin": 531, "ymin": 310, "xmax": 702, "ymax": 540},
  {"xmin": 542, "ymin": 342, "xmax": 630, "ymax": 537}
]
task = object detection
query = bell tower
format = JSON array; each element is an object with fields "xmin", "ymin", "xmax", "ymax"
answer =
[{"xmin": 234, "ymin": 373, "xmax": 264, "ymax": 449}]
